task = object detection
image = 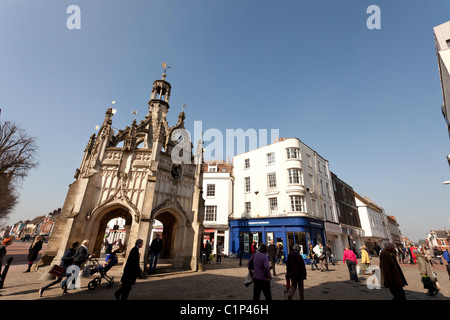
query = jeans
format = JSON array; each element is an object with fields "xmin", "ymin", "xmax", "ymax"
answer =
[
  {"xmin": 149, "ymin": 252, "xmax": 160, "ymax": 273},
  {"xmin": 327, "ymin": 256, "xmax": 335, "ymax": 265},
  {"xmin": 310, "ymin": 258, "xmax": 318, "ymax": 270}
]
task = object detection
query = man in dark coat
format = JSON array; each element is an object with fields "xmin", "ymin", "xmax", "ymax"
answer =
[
  {"xmin": 267, "ymin": 240, "xmax": 277, "ymax": 276},
  {"xmin": 286, "ymin": 244, "xmax": 307, "ymax": 300},
  {"xmin": 115, "ymin": 239, "xmax": 143, "ymax": 300},
  {"xmin": 148, "ymin": 234, "xmax": 163, "ymax": 274},
  {"xmin": 380, "ymin": 242, "xmax": 408, "ymax": 300}
]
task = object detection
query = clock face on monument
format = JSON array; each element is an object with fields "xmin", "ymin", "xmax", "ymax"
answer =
[
  {"xmin": 170, "ymin": 163, "xmax": 183, "ymax": 180},
  {"xmin": 171, "ymin": 128, "xmax": 189, "ymax": 147}
]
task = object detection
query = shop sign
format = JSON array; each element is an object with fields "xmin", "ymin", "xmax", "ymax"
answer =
[
  {"xmin": 325, "ymin": 222, "xmax": 342, "ymax": 233},
  {"xmin": 248, "ymin": 221, "xmax": 270, "ymax": 226}
]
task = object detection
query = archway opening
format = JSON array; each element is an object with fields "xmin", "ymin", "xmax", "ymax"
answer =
[
  {"xmin": 153, "ymin": 211, "xmax": 178, "ymax": 260},
  {"xmin": 93, "ymin": 207, "xmax": 132, "ymax": 257}
]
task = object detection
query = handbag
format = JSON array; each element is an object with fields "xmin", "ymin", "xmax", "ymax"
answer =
[
  {"xmin": 49, "ymin": 264, "xmax": 66, "ymax": 278},
  {"xmin": 421, "ymin": 276, "xmax": 432, "ymax": 289}
]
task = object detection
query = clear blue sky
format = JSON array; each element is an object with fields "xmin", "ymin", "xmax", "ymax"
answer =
[{"xmin": 1, "ymin": 0, "xmax": 449, "ymax": 241}]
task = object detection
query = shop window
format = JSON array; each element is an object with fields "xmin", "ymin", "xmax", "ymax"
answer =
[
  {"xmin": 240, "ymin": 231, "xmax": 262, "ymax": 253},
  {"xmin": 287, "ymin": 231, "xmax": 307, "ymax": 255}
]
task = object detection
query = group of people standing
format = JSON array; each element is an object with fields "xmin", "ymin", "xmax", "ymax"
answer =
[{"xmin": 201, "ymin": 240, "xmax": 224, "ymax": 265}]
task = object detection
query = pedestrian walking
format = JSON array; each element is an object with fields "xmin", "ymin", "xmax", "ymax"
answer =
[
  {"xmin": 268, "ymin": 240, "xmax": 277, "ymax": 276},
  {"xmin": 325, "ymin": 243, "xmax": 335, "ymax": 266},
  {"xmin": 247, "ymin": 243, "xmax": 272, "ymax": 300},
  {"xmin": 360, "ymin": 245, "xmax": 371, "ymax": 275},
  {"xmin": 148, "ymin": 234, "xmax": 163, "ymax": 274},
  {"xmin": 317, "ymin": 243, "xmax": 328, "ymax": 272},
  {"xmin": 415, "ymin": 249, "xmax": 440, "ymax": 296},
  {"xmin": 276, "ymin": 242, "xmax": 284, "ymax": 265},
  {"xmin": 216, "ymin": 242, "xmax": 223, "ymax": 264},
  {"xmin": 286, "ymin": 244, "xmax": 307, "ymax": 300},
  {"xmin": 343, "ymin": 246, "xmax": 358, "ymax": 282},
  {"xmin": 0, "ymin": 237, "xmax": 13, "ymax": 277},
  {"xmin": 250, "ymin": 241, "xmax": 257, "ymax": 254},
  {"xmin": 39, "ymin": 241, "xmax": 79, "ymax": 297},
  {"xmin": 408, "ymin": 246, "xmax": 417, "ymax": 264},
  {"xmin": 379, "ymin": 242, "xmax": 407, "ymax": 300},
  {"xmin": 203, "ymin": 240, "xmax": 212, "ymax": 264},
  {"xmin": 73, "ymin": 239, "xmax": 91, "ymax": 267},
  {"xmin": 399, "ymin": 246, "xmax": 406, "ymax": 264},
  {"xmin": 307, "ymin": 244, "xmax": 318, "ymax": 271},
  {"xmin": 443, "ymin": 249, "xmax": 450, "ymax": 281},
  {"xmin": 24, "ymin": 235, "xmax": 43, "ymax": 273},
  {"xmin": 433, "ymin": 247, "xmax": 443, "ymax": 265},
  {"xmin": 443, "ymin": 249, "xmax": 450, "ymax": 264},
  {"xmin": 115, "ymin": 239, "xmax": 143, "ymax": 300}
]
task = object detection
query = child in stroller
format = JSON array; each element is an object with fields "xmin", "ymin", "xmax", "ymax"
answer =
[{"xmin": 86, "ymin": 251, "xmax": 118, "ymax": 290}]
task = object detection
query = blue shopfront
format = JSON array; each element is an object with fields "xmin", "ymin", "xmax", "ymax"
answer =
[{"xmin": 229, "ymin": 216, "xmax": 326, "ymax": 260}]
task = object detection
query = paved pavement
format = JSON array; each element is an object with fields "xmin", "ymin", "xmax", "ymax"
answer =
[{"xmin": 1, "ymin": 241, "xmax": 449, "ymax": 303}]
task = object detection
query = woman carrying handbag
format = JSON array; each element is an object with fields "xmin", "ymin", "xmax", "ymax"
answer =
[{"xmin": 39, "ymin": 241, "xmax": 79, "ymax": 297}]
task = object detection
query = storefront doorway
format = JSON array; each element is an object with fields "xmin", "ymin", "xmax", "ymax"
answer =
[{"xmin": 286, "ymin": 231, "xmax": 307, "ymax": 255}]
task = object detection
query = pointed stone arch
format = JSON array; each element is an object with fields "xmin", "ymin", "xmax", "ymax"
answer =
[
  {"xmin": 90, "ymin": 202, "xmax": 134, "ymax": 257},
  {"xmin": 149, "ymin": 203, "xmax": 190, "ymax": 269}
]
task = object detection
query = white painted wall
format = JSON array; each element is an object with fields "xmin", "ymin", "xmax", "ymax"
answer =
[{"xmin": 233, "ymin": 138, "xmax": 329, "ymax": 220}]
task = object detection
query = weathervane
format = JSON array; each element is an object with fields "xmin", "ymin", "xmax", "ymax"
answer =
[{"xmin": 161, "ymin": 62, "xmax": 171, "ymax": 80}]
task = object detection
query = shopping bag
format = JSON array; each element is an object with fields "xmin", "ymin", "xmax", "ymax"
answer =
[
  {"xmin": 48, "ymin": 265, "xmax": 66, "ymax": 278},
  {"xmin": 356, "ymin": 265, "xmax": 362, "ymax": 275}
]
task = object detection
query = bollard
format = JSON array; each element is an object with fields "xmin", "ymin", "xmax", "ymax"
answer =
[{"xmin": 0, "ymin": 257, "xmax": 14, "ymax": 289}]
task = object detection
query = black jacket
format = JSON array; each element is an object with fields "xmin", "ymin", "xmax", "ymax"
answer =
[
  {"xmin": 268, "ymin": 244, "xmax": 277, "ymax": 258},
  {"xmin": 60, "ymin": 248, "xmax": 76, "ymax": 268},
  {"xmin": 121, "ymin": 246, "xmax": 141, "ymax": 285},
  {"xmin": 286, "ymin": 251, "xmax": 307, "ymax": 281},
  {"xmin": 149, "ymin": 238, "xmax": 163, "ymax": 254},
  {"xmin": 27, "ymin": 240, "xmax": 43, "ymax": 261},
  {"xmin": 73, "ymin": 245, "xmax": 89, "ymax": 267}
]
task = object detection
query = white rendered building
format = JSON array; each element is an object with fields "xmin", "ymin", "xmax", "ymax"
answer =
[
  {"xmin": 230, "ymin": 138, "xmax": 332, "ymax": 257},
  {"xmin": 354, "ymin": 192, "xmax": 390, "ymax": 255},
  {"xmin": 202, "ymin": 160, "xmax": 233, "ymax": 256}
]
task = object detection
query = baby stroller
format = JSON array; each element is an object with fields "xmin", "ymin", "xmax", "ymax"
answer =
[{"xmin": 84, "ymin": 254, "xmax": 117, "ymax": 290}]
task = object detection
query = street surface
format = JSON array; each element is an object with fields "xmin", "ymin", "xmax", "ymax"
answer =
[{"xmin": 1, "ymin": 241, "xmax": 449, "ymax": 304}]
